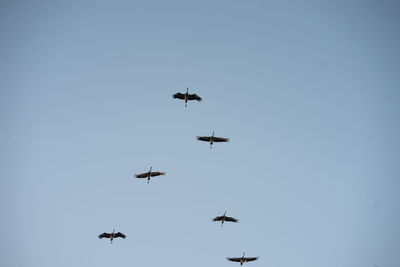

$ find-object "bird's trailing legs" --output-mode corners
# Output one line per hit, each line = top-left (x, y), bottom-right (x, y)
(210, 131), (215, 149)
(147, 166), (152, 184)
(221, 211), (227, 226)
(185, 88), (189, 107)
(110, 229), (115, 244)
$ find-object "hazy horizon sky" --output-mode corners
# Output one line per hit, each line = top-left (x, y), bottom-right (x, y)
(1, 1), (400, 267)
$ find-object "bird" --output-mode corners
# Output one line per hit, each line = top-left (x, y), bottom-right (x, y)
(135, 167), (166, 183)
(227, 253), (258, 266)
(98, 229), (126, 244)
(196, 131), (229, 148)
(212, 211), (238, 226)
(173, 88), (202, 107)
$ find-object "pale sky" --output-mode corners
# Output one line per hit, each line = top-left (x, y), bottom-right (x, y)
(1, 1), (400, 267)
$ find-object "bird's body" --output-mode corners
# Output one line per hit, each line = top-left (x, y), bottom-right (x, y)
(213, 211), (238, 226)
(98, 229), (126, 244)
(197, 131), (229, 148)
(173, 88), (202, 107)
(135, 167), (166, 183)
(227, 253), (258, 266)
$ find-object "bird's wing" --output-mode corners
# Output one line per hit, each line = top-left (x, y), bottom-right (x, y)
(187, 93), (202, 101)
(213, 216), (224, 221)
(114, 232), (126, 239)
(245, 257), (258, 262)
(227, 258), (242, 262)
(213, 137), (230, 142)
(224, 216), (238, 222)
(135, 172), (148, 178)
(150, 171), (166, 177)
(98, 233), (111, 239)
(173, 93), (185, 99)
(197, 136), (211, 142)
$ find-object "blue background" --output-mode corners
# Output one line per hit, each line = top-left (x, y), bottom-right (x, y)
(1, 1), (399, 267)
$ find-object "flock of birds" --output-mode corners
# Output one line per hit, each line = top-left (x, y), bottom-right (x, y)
(98, 88), (258, 266)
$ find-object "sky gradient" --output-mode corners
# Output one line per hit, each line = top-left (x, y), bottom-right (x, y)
(1, 1), (400, 267)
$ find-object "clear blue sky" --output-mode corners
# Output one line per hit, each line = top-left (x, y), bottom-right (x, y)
(1, 1), (400, 267)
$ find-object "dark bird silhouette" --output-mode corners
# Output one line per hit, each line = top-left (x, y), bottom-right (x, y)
(173, 88), (202, 107)
(196, 131), (229, 148)
(227, 253), (258, 266)
(98, 229), (126, 244)
(135, 167), (166, 183)
(213, 211), (238, 226)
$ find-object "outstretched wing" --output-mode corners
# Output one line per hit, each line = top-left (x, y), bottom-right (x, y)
(135, 172), (149, 178)
(213, 137), (229, 142)
(213, 216), (224, 221)
(187, 93), (202, 101)
(114, 232), (126, 239)
(173, 93), (185, 99)
(197, 136), (211, 142)
(98, 233), (111, 239)
(227, 258), (242, 262)
(150, 171), (166, 177)
(245, 257), (258, 262)
(225, 216), (238, 222)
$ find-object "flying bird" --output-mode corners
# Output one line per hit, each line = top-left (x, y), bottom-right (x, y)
(173, 88), (202, 107)
(227, 253), (258, 266)
(213, 211), (238, 226)
(196, 131), (229, 148)
(135, 167), (166, 183)
(98, 229), (126, 244)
